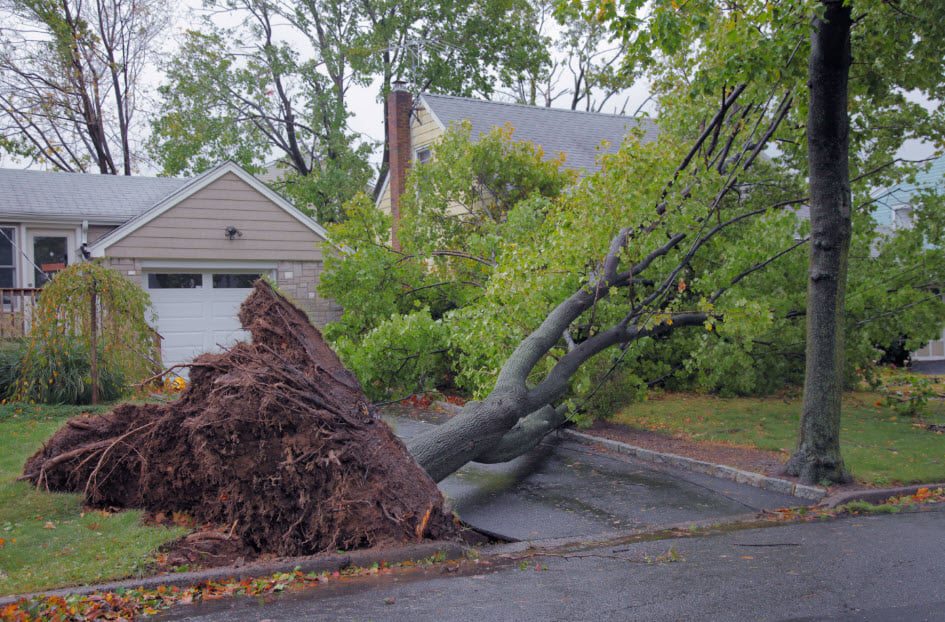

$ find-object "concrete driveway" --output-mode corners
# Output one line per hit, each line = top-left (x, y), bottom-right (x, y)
(389, 415), (804, 542)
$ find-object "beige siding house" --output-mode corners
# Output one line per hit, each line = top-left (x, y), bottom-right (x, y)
(376, 103), (442, 214)
(375, 89), (659, 237)
(0, 162), (339, 367)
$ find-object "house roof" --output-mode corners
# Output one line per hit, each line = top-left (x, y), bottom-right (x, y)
(0, 168), (190, 223)
(89, 161), (330, 256)
(420, 93), (659, 172)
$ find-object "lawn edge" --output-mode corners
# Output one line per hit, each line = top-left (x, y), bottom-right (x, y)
(0, 540), (469, 606)
(819, 483), (945, 508)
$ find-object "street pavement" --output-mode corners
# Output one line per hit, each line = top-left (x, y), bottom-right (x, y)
(390, 415), (803, 541)
(157, 507), (945, 621)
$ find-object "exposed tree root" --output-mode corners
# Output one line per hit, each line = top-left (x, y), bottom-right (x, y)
(23, 281), (458, 556)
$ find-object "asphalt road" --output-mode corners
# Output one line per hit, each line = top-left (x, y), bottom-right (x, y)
(158, 507), (945, 622)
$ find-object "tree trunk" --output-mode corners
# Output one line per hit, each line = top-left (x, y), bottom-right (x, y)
(785, 0), (852, 485)
(90, 283), (99, 405)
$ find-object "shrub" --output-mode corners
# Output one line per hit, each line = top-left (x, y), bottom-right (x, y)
(334, 308), (451, 401)
(879, 373), (935, 418)
(0, 339), (25, 399)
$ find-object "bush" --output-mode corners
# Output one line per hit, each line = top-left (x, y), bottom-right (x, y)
(879, 373), (935, 418)
(15, 337), (126, 404)
(334, 308), (451, 401)
(0, 340), (25, 399)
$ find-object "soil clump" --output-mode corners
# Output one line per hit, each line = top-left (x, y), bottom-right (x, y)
(23, 281), (457, 556)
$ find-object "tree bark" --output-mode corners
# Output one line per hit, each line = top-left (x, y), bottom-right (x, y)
(785, 0), (853, 485)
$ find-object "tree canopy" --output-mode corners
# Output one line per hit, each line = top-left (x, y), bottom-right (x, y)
(320, 116), (945, 410)
(0, 0), (169, 173)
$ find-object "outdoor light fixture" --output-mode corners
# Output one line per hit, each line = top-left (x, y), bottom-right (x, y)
(224, 225), (243, 240)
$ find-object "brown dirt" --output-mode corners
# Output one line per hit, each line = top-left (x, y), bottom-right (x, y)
(22, 281), (458, 557)
(585, 420), (793, 478)
(583, 422), (872, 493)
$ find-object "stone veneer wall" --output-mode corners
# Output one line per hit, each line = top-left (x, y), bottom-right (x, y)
(106, 257), (144, 287)
(276, 260), (342, 327)
(104, 257), (342, 328)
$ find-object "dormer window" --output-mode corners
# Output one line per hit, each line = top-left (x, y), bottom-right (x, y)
(893, 205), (913, 230)
(415, 146), (432, 164)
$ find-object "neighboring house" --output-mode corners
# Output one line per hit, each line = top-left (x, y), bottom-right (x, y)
(375, 83), (659, 246)
(872, 155), (945, 363)
(0, 161), (340, 367)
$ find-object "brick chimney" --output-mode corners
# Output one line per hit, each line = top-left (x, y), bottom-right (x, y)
(386, 80), (413, 251)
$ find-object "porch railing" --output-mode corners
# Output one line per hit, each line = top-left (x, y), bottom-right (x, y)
(0, 288), (39, 339)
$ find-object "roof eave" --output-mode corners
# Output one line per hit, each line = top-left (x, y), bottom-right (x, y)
(89, 161), (333, 258)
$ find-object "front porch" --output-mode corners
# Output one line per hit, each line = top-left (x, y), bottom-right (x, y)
(0, 288), (38, 338)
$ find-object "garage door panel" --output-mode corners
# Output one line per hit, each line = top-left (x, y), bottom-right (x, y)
(161, 330), (207, 346)
(210, 300), (246, 319)
(211, 329), (249, 347)
(146, 269), (263, 368)
(162, 345), (205, 363)
(152, 301), (206, 320)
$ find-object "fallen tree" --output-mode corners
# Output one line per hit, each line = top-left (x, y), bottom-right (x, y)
(407, 85), (807, 482)
(23, 281), (457, 555)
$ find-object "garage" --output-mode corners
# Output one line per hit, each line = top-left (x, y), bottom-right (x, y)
(87, 162), (342, 369)
(145, 269), (271, 367)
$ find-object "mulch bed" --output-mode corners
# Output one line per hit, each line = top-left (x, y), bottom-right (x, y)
(585, 420), (791, 477)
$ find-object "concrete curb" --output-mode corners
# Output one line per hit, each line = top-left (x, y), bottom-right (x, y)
(819, 482), (945, 509)
(481, 511), (766, 557)
(0, 541), (469, 606)
(561, 429), (827, 501)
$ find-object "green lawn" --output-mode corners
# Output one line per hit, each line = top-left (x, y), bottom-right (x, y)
(0, 403), (185, 596)
(608, 392), (945, 486)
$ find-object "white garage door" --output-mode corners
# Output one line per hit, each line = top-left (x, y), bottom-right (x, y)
(146, 271), (265, 368)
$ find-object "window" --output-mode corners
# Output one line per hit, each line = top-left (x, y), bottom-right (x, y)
(416, 146), (432, 164)
(148, 273), (203, 289)
(212, 273), (261, 288)
(34, 235), (68, 286)
(0, 228), (14, 289)
(893, 206), (913, 230)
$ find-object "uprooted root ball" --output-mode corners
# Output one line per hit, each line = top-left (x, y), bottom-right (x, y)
(23, 281), (458, 555)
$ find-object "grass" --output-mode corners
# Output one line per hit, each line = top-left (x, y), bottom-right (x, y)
(607, 391), (945, 486)
(0, 402), (186, 596)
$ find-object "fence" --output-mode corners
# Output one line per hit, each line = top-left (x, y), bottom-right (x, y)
(0, 288), (39, 339)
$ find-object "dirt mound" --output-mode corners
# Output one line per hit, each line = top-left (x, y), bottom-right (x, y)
(23, 281), (457, 555)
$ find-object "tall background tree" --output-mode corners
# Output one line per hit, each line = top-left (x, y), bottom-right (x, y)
(149, 0), (551, 220)
(585, 0), (945, 483)
(0, 0), (169, 174)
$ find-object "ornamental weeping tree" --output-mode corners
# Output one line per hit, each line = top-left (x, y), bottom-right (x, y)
(14, 262), (158, 405)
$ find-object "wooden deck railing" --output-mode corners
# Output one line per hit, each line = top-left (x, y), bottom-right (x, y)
(0, 288), (39, 339)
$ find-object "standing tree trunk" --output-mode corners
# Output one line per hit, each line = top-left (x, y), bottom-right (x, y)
(785, 0), (853, 485)
(90, 280), (99, 405)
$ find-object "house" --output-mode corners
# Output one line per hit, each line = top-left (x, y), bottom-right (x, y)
(375, 83), (659, 246)
(872, 155), (945, 364)
(0, 161), (340, 367)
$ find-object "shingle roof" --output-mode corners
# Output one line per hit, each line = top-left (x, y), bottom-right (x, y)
(420, 93), (659, 172)
(0, 168), (190, 223)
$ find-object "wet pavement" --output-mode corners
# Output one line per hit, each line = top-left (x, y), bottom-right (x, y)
(157, 506), (945, 621)
(385, 415), (805, 542)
